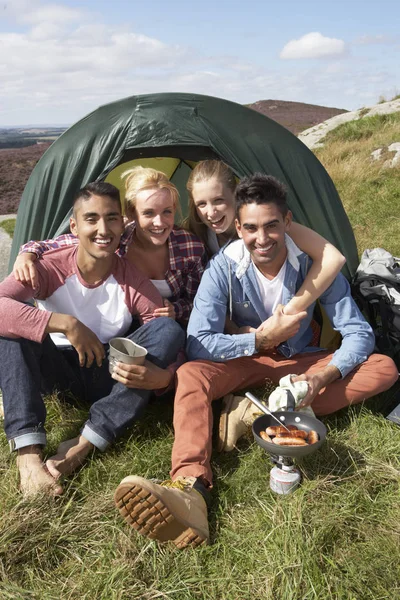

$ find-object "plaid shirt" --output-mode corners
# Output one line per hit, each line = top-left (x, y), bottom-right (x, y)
(21, 223), (207, 323)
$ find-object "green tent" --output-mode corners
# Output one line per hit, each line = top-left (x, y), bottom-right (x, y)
(10, 92), (358, 278)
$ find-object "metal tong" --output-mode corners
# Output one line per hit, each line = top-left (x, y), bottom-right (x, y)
(245, 391), (291, 433)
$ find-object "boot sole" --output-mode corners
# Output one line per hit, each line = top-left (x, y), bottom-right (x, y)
(115, 481), (208, 549)
(217, 394), (235, 452)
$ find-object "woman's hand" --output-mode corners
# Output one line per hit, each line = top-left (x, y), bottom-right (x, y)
(237, 326), (257, 334)
(153, 299), (176, 319)
(13, 253), (39, 288)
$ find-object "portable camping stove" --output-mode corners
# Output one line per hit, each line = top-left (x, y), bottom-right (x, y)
(248, 393), (327, 495)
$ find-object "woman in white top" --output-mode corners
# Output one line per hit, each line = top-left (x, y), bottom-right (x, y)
(183, 160), (346, 316)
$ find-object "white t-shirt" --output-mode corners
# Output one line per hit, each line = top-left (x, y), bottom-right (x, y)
(150, 279), (172, 299)
(253, 259), (287, 317)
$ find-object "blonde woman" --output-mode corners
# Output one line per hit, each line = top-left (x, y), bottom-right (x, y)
(184, 160), (346, 315)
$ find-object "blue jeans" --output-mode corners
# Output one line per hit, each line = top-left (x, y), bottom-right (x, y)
(0, 317), (185, 452)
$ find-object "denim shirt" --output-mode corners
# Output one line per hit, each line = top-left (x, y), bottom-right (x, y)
(186, 236), (375, 378)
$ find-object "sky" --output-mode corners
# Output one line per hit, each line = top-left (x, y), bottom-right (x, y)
(1, 0), (399, 126)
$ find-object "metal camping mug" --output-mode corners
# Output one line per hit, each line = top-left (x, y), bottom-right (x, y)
(108, 337), (147, 374)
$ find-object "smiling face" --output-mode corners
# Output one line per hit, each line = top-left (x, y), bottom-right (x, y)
(236, 202), (292, 278)
(132, 187), (175, 247)
(70, 193), (124, 262)
(192, 177), (236, 235)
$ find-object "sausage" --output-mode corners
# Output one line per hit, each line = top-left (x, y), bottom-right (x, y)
(272, 437), (308, 446)
(266, 425), (298, 436)
(277, 430), (308, 440)
(307, 430), (319, 444)
(259, 431), (273, 443)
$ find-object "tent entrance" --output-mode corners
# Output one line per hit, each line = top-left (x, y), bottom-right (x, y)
(104, 145), (222, 219)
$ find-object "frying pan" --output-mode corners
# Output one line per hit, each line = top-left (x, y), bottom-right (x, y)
(252, 412), (327, 459)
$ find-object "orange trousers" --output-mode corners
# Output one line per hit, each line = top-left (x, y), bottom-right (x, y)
(171, 352), (398, 485)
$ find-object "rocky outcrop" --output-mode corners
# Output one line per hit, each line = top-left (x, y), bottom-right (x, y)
(370, 142), (400, 168)
(299, 99), (400, 149)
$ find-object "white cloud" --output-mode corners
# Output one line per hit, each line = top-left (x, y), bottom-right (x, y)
(2, 1), (80, 29)
(324, 62), (344, 75)
(29, 22), (65, 41)
(0, 26), (187, 81)
(280, 32), (346, 60)
(354, 34), (396, 45)
(3, 0), (83, 25)
(2, 0), (39, 21)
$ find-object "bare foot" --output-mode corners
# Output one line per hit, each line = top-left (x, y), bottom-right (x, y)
(17, 445), (63, 497)
(46, 435), (94, 479)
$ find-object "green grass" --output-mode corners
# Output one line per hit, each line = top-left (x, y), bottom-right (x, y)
(323, 112), (400, 143)
(0, 388), (399, 599)
(0, 218), (16, 238)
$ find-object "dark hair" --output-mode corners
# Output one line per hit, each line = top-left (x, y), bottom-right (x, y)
(73, 181), (121, 214)
(235, 173), (288, 220)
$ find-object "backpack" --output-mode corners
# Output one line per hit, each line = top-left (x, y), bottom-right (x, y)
(352, 248), (400, 368)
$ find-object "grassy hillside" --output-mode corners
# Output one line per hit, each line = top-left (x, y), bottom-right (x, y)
(0, 218), (16, 237)
(0, 112), (399, 599)
(316, 112), (400, 257)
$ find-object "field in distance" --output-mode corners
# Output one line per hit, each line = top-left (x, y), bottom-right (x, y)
(0, 126), (67, 149)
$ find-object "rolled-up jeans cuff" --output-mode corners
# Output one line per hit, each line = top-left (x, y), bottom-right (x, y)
(9, 432), (47, 452)
(81, 424), (109, 452)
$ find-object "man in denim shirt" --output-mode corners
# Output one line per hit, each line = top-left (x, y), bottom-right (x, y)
(115, 174), (398, 549)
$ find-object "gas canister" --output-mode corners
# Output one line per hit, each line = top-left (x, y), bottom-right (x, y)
(270, 463), (301, 495)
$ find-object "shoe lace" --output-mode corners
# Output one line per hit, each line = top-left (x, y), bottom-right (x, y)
(160, 479), (187, 491)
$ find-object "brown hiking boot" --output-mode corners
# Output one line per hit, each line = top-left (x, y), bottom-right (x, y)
(218, 394), (263, 452)
(114, 475), (209, 549)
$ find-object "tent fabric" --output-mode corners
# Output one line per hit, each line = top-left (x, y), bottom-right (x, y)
(10, 93), (358, 278)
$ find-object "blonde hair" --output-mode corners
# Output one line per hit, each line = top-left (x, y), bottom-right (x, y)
(122, 166), (180, 217)
(184, 160), (237, 255)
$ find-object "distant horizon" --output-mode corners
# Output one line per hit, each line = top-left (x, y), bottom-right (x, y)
(0, 96), (352, 129)
(0, 124), (70, 129)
